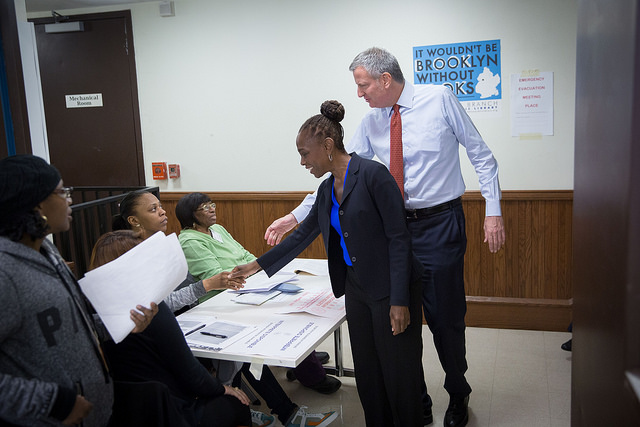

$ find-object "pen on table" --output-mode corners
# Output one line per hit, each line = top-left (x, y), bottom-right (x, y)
(200, 331), (227, 339)
(185, 324), (206, 335)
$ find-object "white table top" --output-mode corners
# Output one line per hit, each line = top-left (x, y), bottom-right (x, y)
(177, 264), (345, 369)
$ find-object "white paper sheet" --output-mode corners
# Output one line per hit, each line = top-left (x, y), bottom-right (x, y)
(225, 317), (333, 359)
(281, 258), (329, 276)
(276, 288), (345, 318)
(186, 320), (256, 351)
(177, 319), (206, 336)
(231, 289), (282, 305)
(510, 71), (554, 136)
(79, 232), (187, 343)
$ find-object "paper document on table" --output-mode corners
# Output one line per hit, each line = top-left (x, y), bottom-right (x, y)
(230, 270), (298, 293)
(224, 317), (332, 359)
(186, 321), (256, 351)
(177, 319), (206, 336)
(282, 258), (329, 276)
(79, 232), (187, 343)
(276, 288), (345, 319)
(232, 289), (281, 305)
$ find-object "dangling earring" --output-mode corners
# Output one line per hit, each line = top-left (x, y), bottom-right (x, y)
(328, 153), (333, 162)
(41, 215), (48, 224)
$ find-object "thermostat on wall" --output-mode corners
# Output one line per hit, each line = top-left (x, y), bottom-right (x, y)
(168, 164), (180, 179)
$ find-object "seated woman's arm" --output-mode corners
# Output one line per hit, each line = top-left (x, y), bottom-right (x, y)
(164, 280), (206, 312)
(164, 275), (245, 313)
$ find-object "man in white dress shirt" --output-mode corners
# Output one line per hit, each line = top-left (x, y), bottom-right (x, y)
(265, 47), (505, 427)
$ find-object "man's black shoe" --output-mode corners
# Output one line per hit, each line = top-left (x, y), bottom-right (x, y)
(423, 405), (433, 425)
(286, 351), (330, 381)
(285, 370), (342, 394)
(307, 375), (342, 394)
(444, 395), (469, 427)
(316, 351), (330, 364)
(561, 339), (572, 352)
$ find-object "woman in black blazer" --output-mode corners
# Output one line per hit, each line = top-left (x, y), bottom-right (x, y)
(232, 100), (424, 427)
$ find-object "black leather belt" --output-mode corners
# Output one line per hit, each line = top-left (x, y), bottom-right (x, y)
(406, 197), (461, 219)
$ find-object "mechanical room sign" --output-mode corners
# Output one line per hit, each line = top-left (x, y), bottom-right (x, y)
(413, 39), (501, 113)
(65, 93), (103, 108)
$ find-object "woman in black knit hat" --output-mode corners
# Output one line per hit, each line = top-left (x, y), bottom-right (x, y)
(0, 155), (157, 427)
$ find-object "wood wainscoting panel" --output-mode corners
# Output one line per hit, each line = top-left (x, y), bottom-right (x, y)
(160, 190), (573, 331)
(160, 192), (326, 260)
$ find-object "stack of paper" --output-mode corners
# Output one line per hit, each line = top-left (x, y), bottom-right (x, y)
(230, 270), (298, 293)
(231, 289), (282, 305)
(79, 232), (187, 343)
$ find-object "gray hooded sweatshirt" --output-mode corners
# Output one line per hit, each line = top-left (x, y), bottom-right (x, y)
(0, 237), (113, 426)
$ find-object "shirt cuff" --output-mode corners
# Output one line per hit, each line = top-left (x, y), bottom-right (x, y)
(290, 205), (308, 224)
(485, 199), (502, 217)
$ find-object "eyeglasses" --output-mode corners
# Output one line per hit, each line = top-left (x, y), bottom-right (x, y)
(197, 202), (216, 212)
(54, 186), (73, 199)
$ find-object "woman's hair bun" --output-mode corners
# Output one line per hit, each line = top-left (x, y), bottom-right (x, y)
(320, 100), (345, 123)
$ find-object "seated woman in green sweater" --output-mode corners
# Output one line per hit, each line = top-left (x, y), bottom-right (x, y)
(175, 193), (342, 396)
(176, 197), (256, 304)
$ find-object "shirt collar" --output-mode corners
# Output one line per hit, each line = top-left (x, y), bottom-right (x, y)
(387, 82), (414, 117)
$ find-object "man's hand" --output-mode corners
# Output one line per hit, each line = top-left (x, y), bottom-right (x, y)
(389, 305), (410, 336)
(264, 213), (298, 246)
(130, 302), (159, 333)
(483, 215), (506, 253)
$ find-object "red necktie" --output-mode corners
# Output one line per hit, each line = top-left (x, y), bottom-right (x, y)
(389, 104), (404, 198)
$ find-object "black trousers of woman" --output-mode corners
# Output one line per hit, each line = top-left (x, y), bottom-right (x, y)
(344, 266), (423, 427)
(197, 394), (251, 427)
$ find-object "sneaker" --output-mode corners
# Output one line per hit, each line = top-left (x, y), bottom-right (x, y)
(251, 409), (275, 427)
(286, 406), (338, 427)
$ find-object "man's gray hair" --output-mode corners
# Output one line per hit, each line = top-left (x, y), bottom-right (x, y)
(349, 47), (405, 84)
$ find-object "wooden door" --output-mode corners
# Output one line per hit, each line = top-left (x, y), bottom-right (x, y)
(572, 0), (640, 424)
(32, 10), (144, 186)
(1, 0), (31, 158)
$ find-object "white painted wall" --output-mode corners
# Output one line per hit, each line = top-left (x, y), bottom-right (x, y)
(25, 0), (576, 192)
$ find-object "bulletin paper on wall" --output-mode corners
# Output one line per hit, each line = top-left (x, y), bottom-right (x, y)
(510, 71), (554, 137)
(413, 39), (502, 113)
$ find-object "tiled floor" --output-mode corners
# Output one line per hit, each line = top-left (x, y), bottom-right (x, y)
(250, 326), (572, 427)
